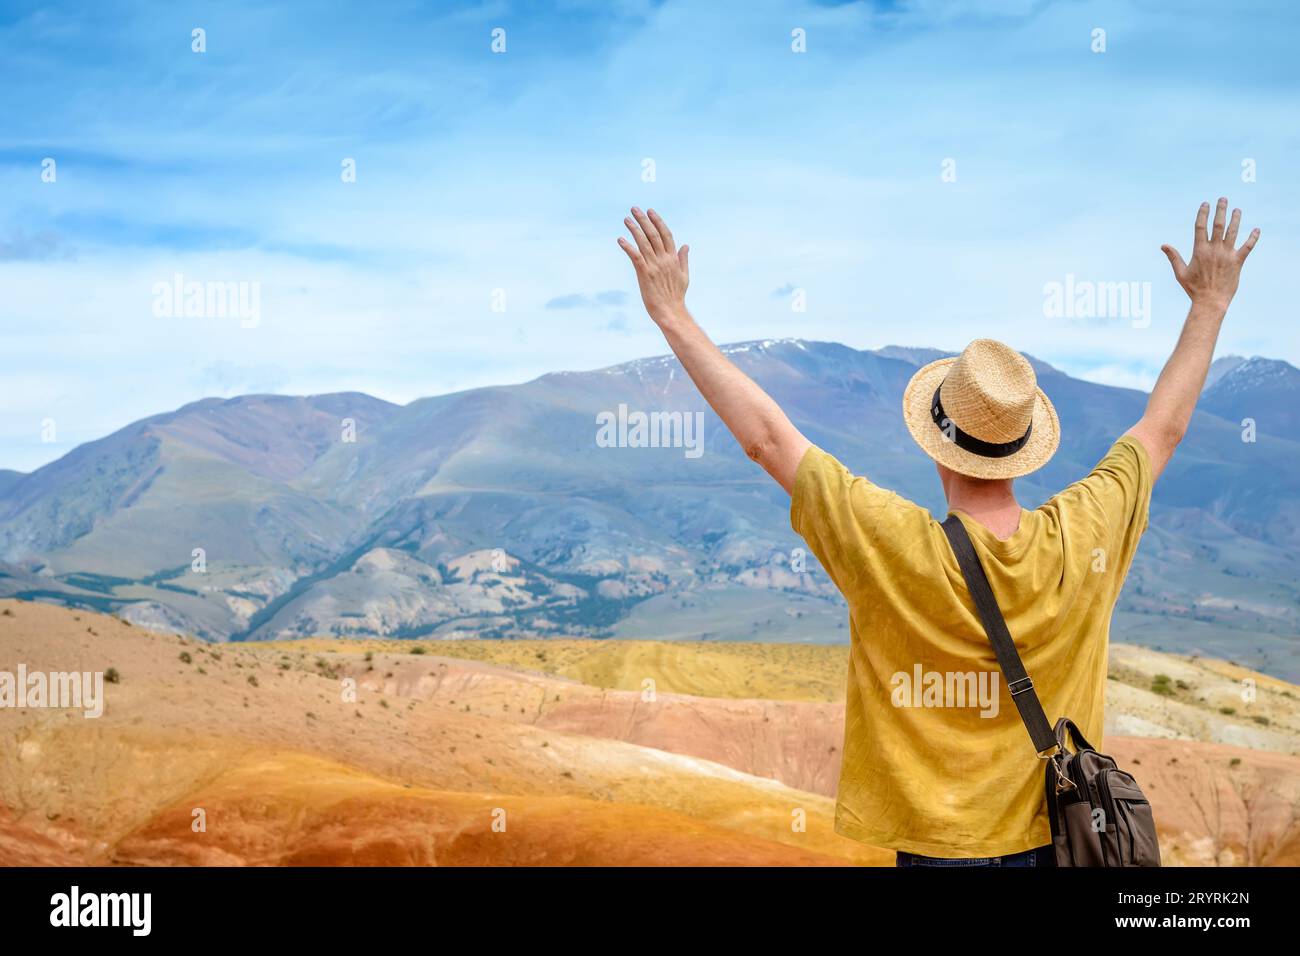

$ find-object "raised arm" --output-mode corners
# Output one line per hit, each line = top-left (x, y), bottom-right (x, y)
(617, 207), (810, 494)
(1126, 198), (1260, 481)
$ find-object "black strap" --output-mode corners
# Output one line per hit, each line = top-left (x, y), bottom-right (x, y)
(941, 514), (1057, 755)
(930, 384), (1032, 459)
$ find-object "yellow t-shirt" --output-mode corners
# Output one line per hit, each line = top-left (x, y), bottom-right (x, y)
(791, 435), (1153, 857)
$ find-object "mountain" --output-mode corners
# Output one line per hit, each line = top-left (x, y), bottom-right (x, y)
(2, 340), (1298, 679)
(1201, 355), (1300, 440)
(1204, 355), (1248, 391)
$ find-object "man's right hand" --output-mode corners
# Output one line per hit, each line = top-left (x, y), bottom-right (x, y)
(1160, 197), (1260, 310)
(618, 207), (690, 325)
(1129, 199), (1261, 482)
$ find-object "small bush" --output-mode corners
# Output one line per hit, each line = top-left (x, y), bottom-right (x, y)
(1219, 706), (1236, 715)
(179, 651), (192, 664)
(247, 675), (259, 687)
(105, 667), (121, 684)
(410, 646), (427, 655)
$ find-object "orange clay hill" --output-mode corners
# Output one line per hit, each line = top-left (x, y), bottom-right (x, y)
(2, 598), (1298, 866)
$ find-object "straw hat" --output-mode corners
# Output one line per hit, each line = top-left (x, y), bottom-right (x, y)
(902, 339), (1059, 480)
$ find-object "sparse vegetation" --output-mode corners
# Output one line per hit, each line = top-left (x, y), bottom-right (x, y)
(7, 601), (1298, 869)
(1150, 674), (1174, 696)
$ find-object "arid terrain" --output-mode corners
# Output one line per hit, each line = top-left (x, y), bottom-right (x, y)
(2, 598), (1298, 866)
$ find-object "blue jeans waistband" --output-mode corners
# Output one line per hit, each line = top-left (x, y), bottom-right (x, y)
(896, 844), (1055, 867)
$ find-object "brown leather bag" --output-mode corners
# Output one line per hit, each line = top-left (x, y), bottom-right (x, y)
(942, 516), (1161, 867)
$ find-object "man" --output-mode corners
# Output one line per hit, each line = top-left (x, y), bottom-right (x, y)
(617, 199), (1259, 865)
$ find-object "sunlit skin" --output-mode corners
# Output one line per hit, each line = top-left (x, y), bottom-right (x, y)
(619, 200), (1259, 537)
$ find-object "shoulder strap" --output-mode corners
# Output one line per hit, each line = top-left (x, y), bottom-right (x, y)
(940, 514), (1058, 756)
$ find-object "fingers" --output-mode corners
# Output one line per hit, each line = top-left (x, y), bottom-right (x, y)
(624, 215), (654, 258)
(678, 244), (689, 282)
(1161, 244), (1187, 278)
(617, 236), (644, 267)
(647, 209), (675, 254)
(1237, 227), (1261, 262)
(1211, 197), (1228, 242)
(1224, 207), (1242, 246)
(630, 207), (665, 254)
(1193, 201), (1209, 251)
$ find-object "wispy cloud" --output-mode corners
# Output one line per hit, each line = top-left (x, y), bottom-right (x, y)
(197, 360), (290, 394)
(545, 290), (627, 310)
(0, 229), (75, 261)
(1, 0), (1297, 471)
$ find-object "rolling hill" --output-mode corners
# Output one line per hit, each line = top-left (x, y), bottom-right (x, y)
(2, 601), (1297, 866)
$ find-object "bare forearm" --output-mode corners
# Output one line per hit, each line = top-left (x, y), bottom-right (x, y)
(1143, 300), (1227, 441)
(618, 206), (810, 493)
(656, 307), (809, 491)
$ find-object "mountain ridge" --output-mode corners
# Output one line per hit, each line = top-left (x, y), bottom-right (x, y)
(2, 340), (1298, 681)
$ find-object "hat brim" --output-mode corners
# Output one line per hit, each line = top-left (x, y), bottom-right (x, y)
(902, 357), (1060, 480)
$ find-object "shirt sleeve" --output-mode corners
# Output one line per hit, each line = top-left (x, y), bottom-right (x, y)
(789, 445), (931, 598)
(1051, 435), (1154, 572)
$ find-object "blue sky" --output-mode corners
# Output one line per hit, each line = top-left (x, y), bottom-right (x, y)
(2, 0), (1297, 471)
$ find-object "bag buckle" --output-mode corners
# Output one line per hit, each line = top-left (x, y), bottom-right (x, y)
(1008, 676), (1035, 697)
(1039, 750), (1076, 794)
